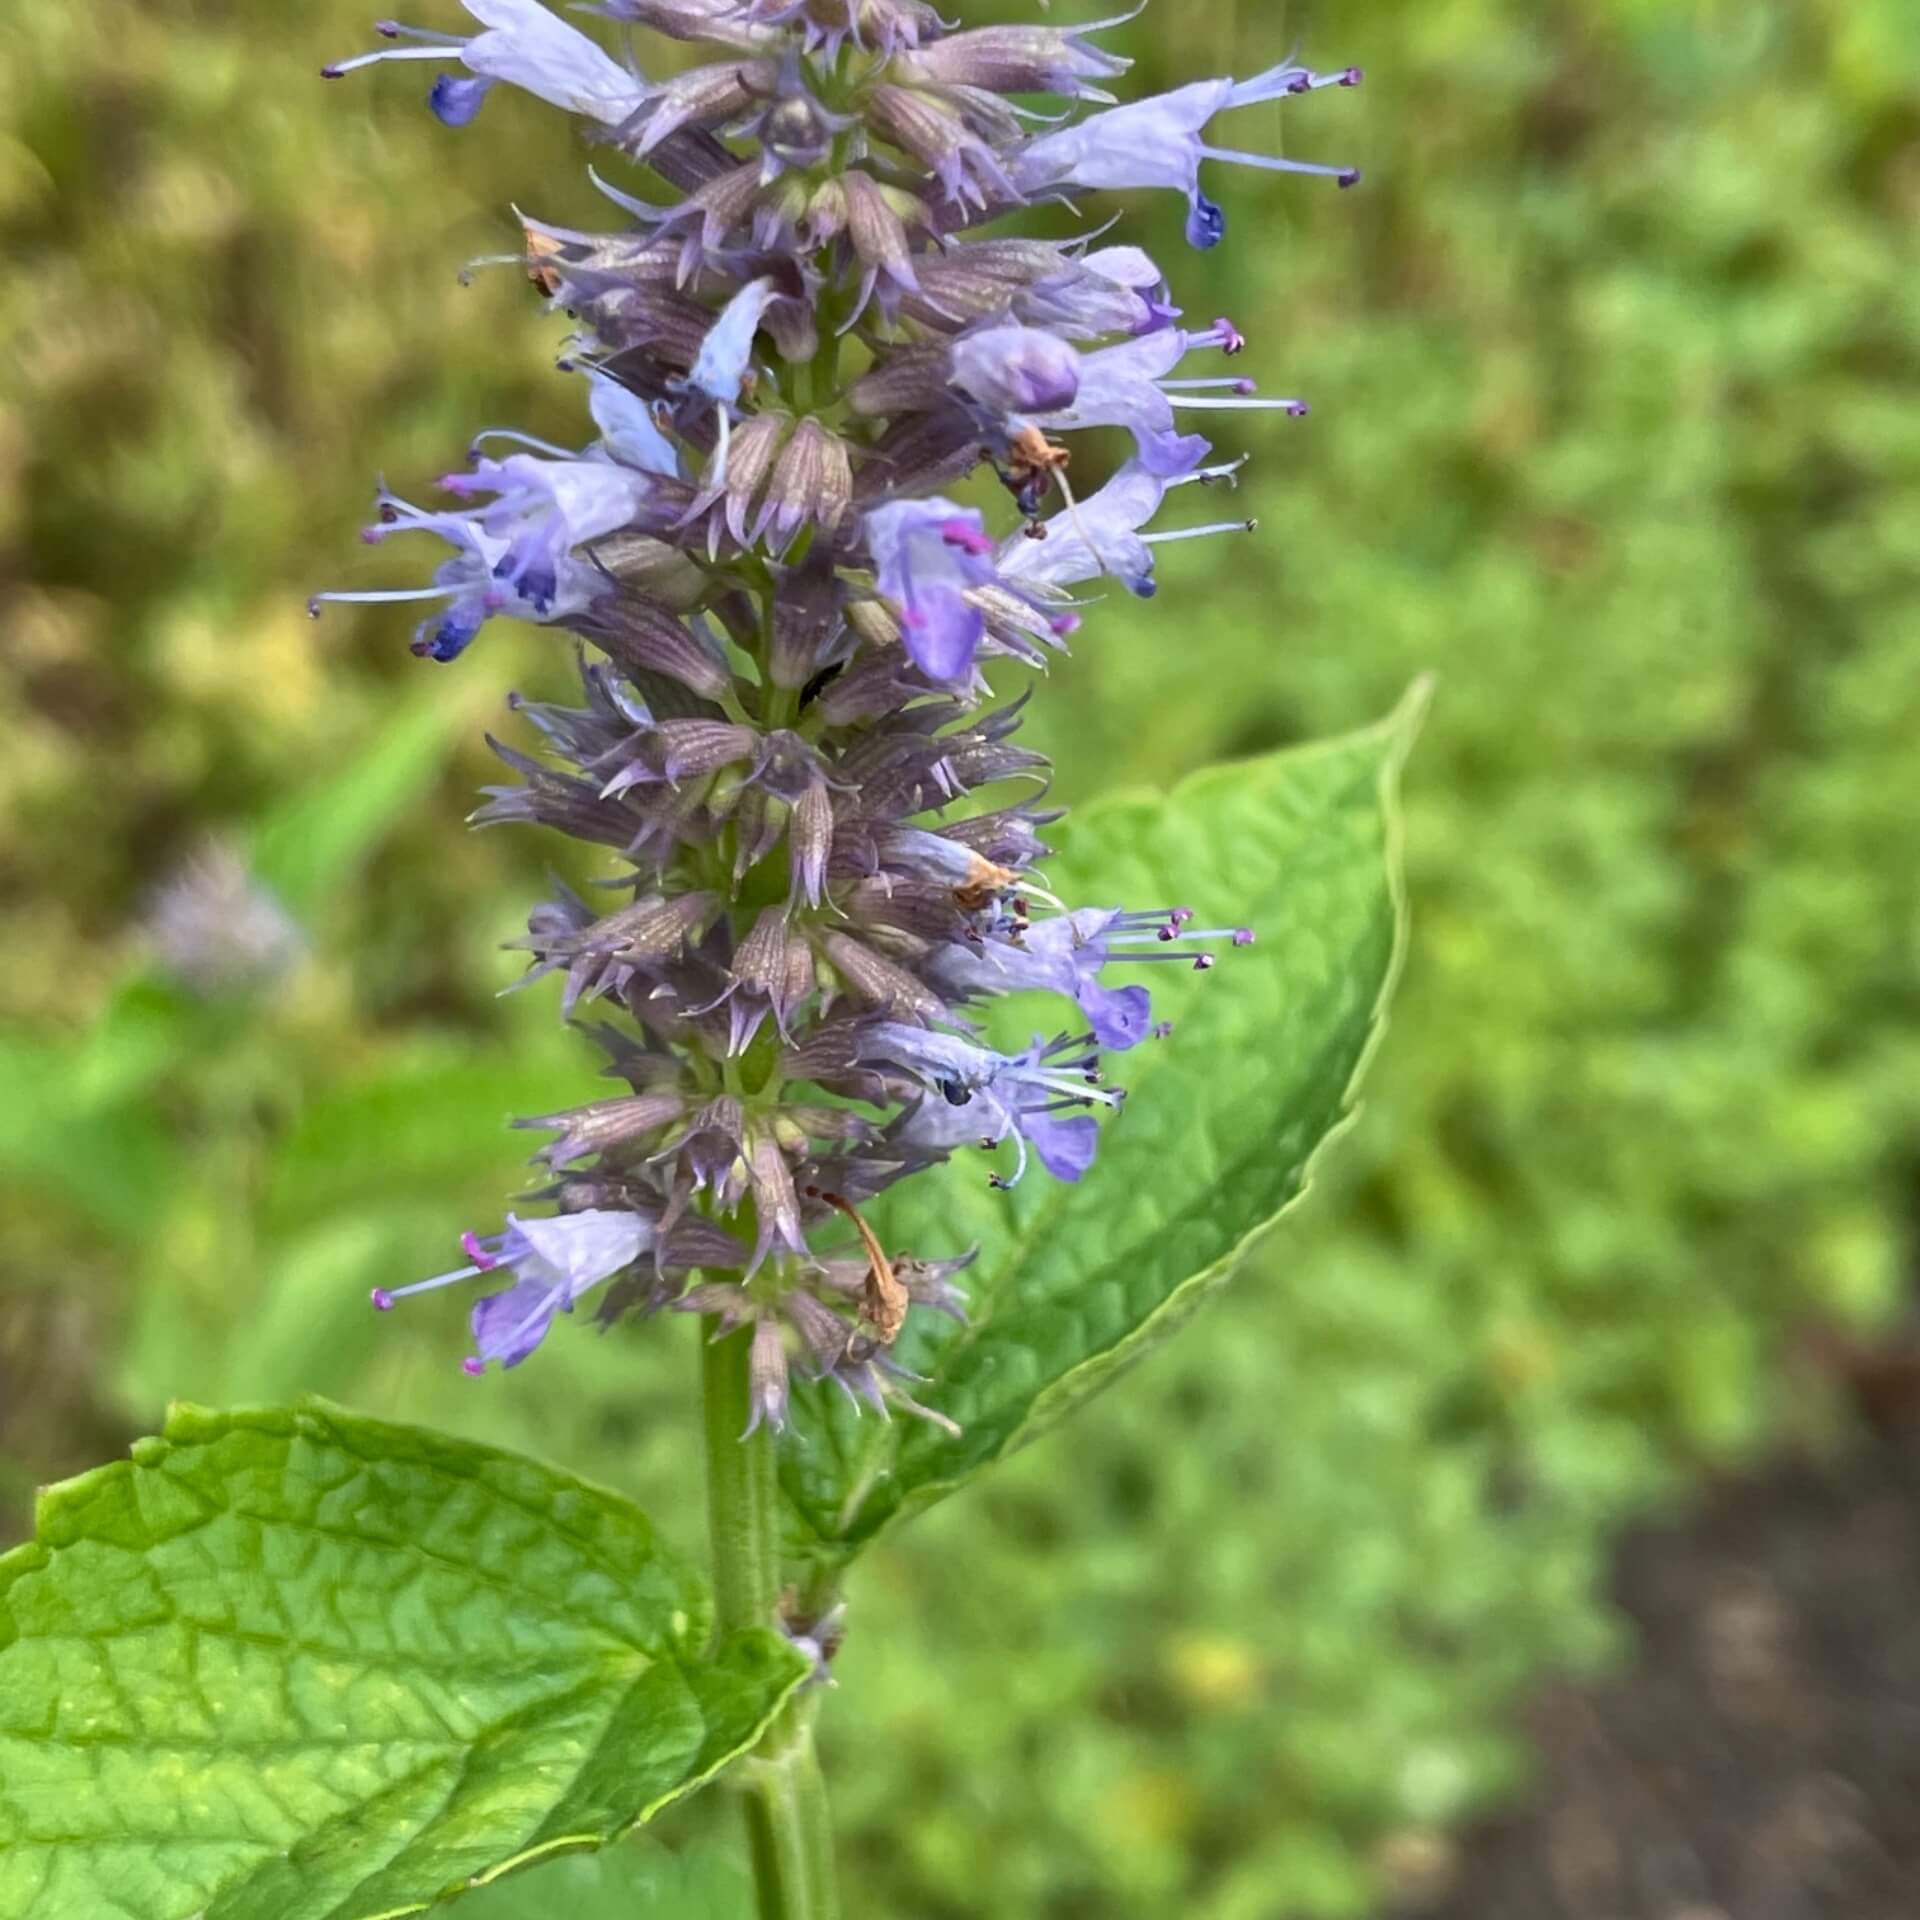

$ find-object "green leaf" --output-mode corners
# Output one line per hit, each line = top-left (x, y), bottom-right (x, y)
(249, 687), (472, 924)
(0, 1401), (808, 1920)
(452, 1836), (749, 1920)
(781, 684), (1427, 1564)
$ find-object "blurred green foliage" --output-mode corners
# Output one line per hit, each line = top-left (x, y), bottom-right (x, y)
(3, 0), (1918, 1914)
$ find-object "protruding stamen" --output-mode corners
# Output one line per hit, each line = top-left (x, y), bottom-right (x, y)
(375, 22), (468, 44)
(1288, 65), (1363, 91)
(1166, 394), (1308, 415)
(469, 428), (576, 459)
(1200, 144), (1360, 188)
(987, 1125), (1031, 1190)
(1141, 518), (1258, 545)
(1159, 377), (1260, 395)
(1168, 455), (1250, 490)
(371, 1262), (484, 1305)
(321, 45), (459, 78)
(308, 584), (463, 616)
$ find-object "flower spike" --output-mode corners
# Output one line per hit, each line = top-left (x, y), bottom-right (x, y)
(322, 0), (1363, 1418)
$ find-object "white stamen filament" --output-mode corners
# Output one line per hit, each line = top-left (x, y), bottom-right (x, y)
(311, 584), (462, 607)
(379, 500), (496, 528)
(1168, 456), (1250, 489)
(377, 24), (469, 46)
(1166, 395), (1307, 412)
(1141, 519), (1256, 545)
(1027, 1068), (1124, 1108)
(1199, 144), (1356, 182)
(1046, 460), (1123, 587)
(324, 45), (460, 75)
(1013, 876), (1067, 911)
(470, 428), (578, 458)
(384, 1261), (483, 1300)
(456, 255), (533, 287)
(999, 1119), (1031, 1188)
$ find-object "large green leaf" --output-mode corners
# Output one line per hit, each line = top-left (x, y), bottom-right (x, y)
(454, 1837), (749, 1920)
(781, 684), (1426, 1564)
(0, 1402), (807, 1920)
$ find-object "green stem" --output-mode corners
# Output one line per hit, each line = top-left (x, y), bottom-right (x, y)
(702, 1327), (842, 1920)
(702, 1324), (779, 1629)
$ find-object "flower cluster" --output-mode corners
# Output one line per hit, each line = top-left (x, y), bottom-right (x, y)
(320, 0), (1357, 1432)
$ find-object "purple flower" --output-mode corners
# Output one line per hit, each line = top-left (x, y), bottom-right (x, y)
(1013, 59), (1362, 248)
(674, 277), (785, 486)
(998, 456), (1254, 599)
(460, 373), (681, 487)
(931, 909), (1152, 1050)
(684, 276), (781, 411)
(308, 521), (578, 662)
(999, 460), (1167, 597)
(310, 453), (654, 659)
(439, 454), (657, 575)
(861, 1023), (1124, 1188)
(321, 0), (1350, 1427)
(1019, 244), (1180, 339)
(1033, 320), (1305, 476)
(586, 374), (683, 477)
(323, 0), (647, 129)
(930, 906), (1256, 1051)
(372, 1209), (654, 1370)
(950, 325), (1084, 418)
(863, 497), (999, 683)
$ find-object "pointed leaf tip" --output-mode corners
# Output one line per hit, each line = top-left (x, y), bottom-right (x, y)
(780, 688), (1423, 1562)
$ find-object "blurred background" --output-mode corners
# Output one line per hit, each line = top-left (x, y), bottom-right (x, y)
(4, 0), (1919, 1914)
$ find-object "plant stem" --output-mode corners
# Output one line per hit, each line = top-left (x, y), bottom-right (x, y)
(702, 1326), (842, 1920)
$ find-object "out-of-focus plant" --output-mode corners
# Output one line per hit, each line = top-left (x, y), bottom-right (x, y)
(0, 6), (1410, 1917)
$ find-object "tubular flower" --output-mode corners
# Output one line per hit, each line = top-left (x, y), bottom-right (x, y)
(322, 0), (1361, 1429)
(372, 1210), (655, 1369)
(1013, 59), (1364, 248)
(863, 497), (1000, 683)
(324, 0), (649, 127)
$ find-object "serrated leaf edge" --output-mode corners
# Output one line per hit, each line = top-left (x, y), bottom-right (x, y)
(819, 677), (1432, 1560)
(3, 1398), (811, 1920)
(348, 1641), (803, 1920)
